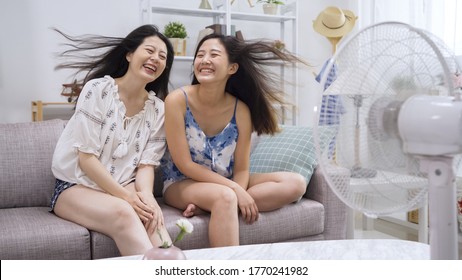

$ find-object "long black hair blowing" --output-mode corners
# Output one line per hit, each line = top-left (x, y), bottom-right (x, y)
(192, 34), (307, 135)
(54, 24), (174, 100)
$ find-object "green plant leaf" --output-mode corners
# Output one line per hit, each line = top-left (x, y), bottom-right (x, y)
(164, 21), (188, 38)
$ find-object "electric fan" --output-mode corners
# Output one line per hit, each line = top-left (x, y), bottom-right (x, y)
(314, 21), (461, 260)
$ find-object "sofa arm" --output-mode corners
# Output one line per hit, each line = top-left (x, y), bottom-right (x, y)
(305, 165), (350, 240)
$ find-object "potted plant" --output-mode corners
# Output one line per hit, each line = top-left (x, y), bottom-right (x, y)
(164, 21), (188, 56)
(257, 0), (285, 15)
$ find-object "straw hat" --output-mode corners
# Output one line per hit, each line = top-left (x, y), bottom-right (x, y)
(313, 6), (357, 38)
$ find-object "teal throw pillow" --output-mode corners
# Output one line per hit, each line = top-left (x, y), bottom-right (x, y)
(249, 125), (336, 184)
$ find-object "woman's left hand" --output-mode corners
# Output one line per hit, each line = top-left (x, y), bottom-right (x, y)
(233, 186), (259, 224)
(137, 191), (164, 234)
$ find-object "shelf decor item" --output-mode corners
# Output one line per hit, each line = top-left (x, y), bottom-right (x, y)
(143, 219), (193, 260)
(206, 24), (226, 35)
(199, 0), (212, 9)
(272, 39), (285, 50)
(257, 0), (285, 15)
(60, 79), (82, 103)
(164, 21), (188, 56)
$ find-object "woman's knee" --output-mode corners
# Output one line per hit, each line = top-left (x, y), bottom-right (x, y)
(111, 200), (140, 231)
(285, 173), (307, 198)
(212, 187), (238, 210)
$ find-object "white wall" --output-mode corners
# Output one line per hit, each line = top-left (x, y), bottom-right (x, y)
(0, 0), (355, 124)
(0, 0), (142, 123)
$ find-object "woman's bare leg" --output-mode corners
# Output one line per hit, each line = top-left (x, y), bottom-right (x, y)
(123, 184), (172, 248)
(54, 184), (167, 256)
(247, 172), (307, 211)
(164, 180), (239, 247)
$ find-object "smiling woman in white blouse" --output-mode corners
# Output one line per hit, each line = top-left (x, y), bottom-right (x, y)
(50, 25), (174, 257)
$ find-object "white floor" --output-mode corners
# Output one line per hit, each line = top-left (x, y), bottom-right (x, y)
(352, 212), (462, 259)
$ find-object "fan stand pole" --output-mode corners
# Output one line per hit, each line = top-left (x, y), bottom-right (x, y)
(354, 110), (360, 167)
(350, 96), (377, 178)
(422, 156), (458, 260)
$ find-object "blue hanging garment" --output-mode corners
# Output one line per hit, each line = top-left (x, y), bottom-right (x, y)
(315, 59), (346, 159)
(315, 59), (346, 125)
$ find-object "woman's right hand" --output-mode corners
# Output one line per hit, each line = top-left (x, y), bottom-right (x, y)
(122, 190), (154, 224)
(137, 191), (165, 235)
(78, 152), (154, 222)
(233, 185), (259, 224)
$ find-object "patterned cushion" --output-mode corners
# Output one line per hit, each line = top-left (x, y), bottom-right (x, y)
(250, 126), (336, 184)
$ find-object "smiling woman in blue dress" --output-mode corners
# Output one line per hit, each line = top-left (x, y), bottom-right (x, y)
(161, 33), (308, 247)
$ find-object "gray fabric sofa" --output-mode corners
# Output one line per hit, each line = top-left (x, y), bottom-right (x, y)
(0, 119), (349, 260)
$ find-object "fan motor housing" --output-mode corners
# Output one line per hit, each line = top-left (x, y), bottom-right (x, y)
(398, 95), (462, 156)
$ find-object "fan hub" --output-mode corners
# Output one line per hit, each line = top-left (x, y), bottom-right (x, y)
(398, 95), (462, 156)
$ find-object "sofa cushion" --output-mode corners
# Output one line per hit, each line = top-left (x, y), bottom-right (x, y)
(161, 198), (325, 250)
(0, 119), (66, 208)
(0, 207), (91, 259)
(89, 231), (120, 259)
(91, 198), (325, 254)
(238, 198), (324, 245)
(250, 125), (335, 184)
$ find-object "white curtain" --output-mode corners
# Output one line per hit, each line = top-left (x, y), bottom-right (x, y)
(356, 0), (462, 54)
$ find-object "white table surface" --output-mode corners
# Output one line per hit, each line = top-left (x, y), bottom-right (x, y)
(120, 239), (430, 260)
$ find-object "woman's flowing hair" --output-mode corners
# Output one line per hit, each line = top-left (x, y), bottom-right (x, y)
(54, 24), (174, 100)
(192, 34), (308, 135)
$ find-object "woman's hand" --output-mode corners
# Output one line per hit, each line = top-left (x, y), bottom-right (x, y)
(233, 186), (259, 224)
(121, 190), (154, 224)
(137, 191), (164, 235)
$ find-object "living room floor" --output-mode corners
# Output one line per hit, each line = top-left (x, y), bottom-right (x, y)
(353, 212), (462, 259)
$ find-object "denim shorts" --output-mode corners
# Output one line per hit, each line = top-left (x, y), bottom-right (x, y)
(50, 179), (76, 211)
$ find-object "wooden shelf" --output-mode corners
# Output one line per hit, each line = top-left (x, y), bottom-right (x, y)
(231, 11), (295, 22)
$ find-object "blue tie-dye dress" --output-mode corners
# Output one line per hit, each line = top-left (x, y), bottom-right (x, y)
(161, 88), (238, 194)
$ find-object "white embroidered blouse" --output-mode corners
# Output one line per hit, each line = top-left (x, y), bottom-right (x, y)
(51, 75), (166, 191)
